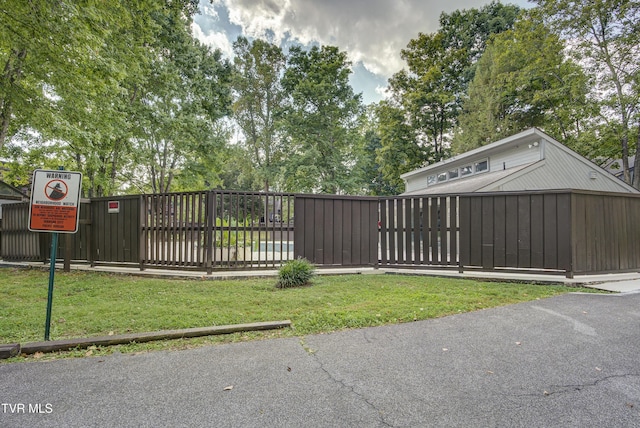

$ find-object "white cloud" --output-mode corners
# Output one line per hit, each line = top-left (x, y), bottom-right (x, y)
(193, 0), (533, 103)
(192, 23), (235, 58)
(215, 0), (531, 78)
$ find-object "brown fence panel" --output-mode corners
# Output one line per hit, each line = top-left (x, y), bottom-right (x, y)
(459, 191), (574, 274)
(294, 194), (378, 267)
(379, 195), (459, 268)
(571, 191), (640, 274)
(88, 196), (140, 264)
(0, 202), (43, 261)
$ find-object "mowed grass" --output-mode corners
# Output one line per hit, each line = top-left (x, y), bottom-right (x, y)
(0, 267), (592, 360)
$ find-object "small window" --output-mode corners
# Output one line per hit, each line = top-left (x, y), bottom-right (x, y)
(437, 172), (447, 182)
(460, 165), (473, 176)
(448, 169), (459, 180)
(427, 175), (436, 186)
(475, 159), (488, 173)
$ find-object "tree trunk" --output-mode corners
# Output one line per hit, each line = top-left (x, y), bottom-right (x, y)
(0, 49), (27, 151)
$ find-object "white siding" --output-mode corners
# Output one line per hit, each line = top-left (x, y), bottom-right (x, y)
(488, 143), (541, 172)
(406, 143), (541, 192)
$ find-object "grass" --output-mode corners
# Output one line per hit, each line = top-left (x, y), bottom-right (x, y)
(0, 267), (596, 362)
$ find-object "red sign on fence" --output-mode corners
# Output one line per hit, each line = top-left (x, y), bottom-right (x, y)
(28, 169), (83, 233)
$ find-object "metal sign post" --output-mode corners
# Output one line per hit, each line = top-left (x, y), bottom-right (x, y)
(28, 168), (83, 341)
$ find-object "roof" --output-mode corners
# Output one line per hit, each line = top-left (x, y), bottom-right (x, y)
(401, 128), (639, 195)
(0, 181), (26, 199)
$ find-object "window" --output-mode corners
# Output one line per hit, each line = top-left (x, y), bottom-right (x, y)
(460, 165), (473, 176)
(448, 169), (459, 180)
(437, 172), (447, 182)
(427, 175), (436, 186)
(474, 159), (488, 173)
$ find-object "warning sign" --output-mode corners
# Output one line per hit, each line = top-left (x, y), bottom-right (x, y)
(29, 169), (83, 233)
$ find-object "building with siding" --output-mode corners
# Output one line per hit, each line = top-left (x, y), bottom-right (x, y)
(0, 181), (26, 219)
(401, 128), (639, 195)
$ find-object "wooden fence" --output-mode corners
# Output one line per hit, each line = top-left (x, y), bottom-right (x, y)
(2, 189), (640, 276)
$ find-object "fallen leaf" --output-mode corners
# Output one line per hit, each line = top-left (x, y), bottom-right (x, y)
(287, 367), (292, 372)
(33, 352), (44, 359)
(108, 331), (115, 336)
(85, 350), (93, 357)
(223, 385), (233, 391)
(88, 345), (97, 350)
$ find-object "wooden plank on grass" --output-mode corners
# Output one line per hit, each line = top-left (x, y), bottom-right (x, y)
(20, 320), (292, 354)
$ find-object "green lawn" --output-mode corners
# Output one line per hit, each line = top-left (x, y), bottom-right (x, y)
(0, 267), (594, 360)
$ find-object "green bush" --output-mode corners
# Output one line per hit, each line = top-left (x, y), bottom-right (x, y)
(276, 258), (316, 288)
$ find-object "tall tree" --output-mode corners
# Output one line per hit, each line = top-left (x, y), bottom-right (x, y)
(453, 13), (593, 153)
(232, 37), (287, 192)
(281, 45), (363, 194)
(130, 5), (232, 194)
(350, 105), (400, 195)
(387, 1), (521, 160)
(375, 100), (426, 193)
(534, 0), (640, 187)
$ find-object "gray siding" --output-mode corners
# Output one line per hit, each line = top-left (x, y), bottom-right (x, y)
(496, 141), (632, 193)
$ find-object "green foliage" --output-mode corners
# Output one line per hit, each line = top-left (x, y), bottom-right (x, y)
(452, 12), (593, 153)
(276, 258), (316, 288)
(533, 0), (640, 187)
(281, 45), (363, 194)
(215, 218), (248, 247)
(232, 37), (288, 192)
(386, 1), (521, 161)
(375, 101), (426, 194)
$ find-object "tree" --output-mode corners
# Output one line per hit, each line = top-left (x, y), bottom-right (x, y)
(130, 5), (232, 194)
(452, 13), (593, 153)
(281, 45), (363, 194)
(386, 1), (521, 159)
(374, 101), (426, 193)
(232, 37), (287, 192)
(0, 1), (157, 153)
(533, 0), (640, 187)
(349, 105), (400, 195)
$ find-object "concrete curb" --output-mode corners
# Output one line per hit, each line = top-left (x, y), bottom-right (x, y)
(2, 320), (292, 358)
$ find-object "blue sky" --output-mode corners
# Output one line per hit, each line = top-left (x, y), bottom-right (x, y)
(192, 0), (532, 105)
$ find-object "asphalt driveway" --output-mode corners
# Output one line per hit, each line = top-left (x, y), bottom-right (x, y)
(1, 291), (639, 427)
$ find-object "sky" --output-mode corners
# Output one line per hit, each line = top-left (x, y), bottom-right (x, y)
(192, 0), (532, 105)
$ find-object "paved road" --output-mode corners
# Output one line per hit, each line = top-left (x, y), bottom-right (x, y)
(2, 291), (640, 427)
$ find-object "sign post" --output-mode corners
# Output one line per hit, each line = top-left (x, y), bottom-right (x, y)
(29, 168), (82, 341)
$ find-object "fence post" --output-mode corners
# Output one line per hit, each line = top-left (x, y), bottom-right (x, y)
(139, 195), (146, 271)
(64, 233), (72, 272)
(205, 191), (214, 274)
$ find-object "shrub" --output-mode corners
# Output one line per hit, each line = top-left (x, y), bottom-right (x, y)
(276, 258), (316, 288)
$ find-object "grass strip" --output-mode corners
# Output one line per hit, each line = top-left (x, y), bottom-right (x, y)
(0, 268), (594, 361)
